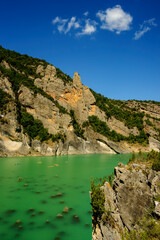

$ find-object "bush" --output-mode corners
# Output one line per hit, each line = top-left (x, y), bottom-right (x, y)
(21, 110), (50, 141)
(122, 216), (160, 240)
(21, 109), (66, 143)
(151, 152), (160, 171)
(56, 67), (72, 85)
(52, 133), (66, 143)
(85, 115), (148, 144)
(0, 89), (12, 111)
(0, 45), (48, 77)
(90, 89), (144, 131)
(70, 110), (85, 139)
(90, 177), (105, 221)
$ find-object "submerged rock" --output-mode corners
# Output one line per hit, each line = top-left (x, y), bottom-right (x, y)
(72, 215), (80, 222)
(62, 206), (68, 213)
(28, 208), (34, 212)
(18, 225), (23, 230)
(38, 211), (44, 215)
(56, 214), (63, 219)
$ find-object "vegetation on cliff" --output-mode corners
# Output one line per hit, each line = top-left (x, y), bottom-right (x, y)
(90, 89), (144, 130)
(0, 89), (12, 112)
(0, 45), (48, 77)
(122, 216), (160, 240)
(0, 64), (68, 115)
(90, 178), (105, 222)
(70, 110), (86, 139)
(0, 45), (73, 85)
(56, 67), (73, 85)
(90, 174), (114, 221)
(21, 109), (65, 143)
(129, 150), (160, 171)
(83, 115), (148, 144)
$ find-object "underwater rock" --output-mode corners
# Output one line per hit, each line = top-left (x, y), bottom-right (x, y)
(28, 208), (34, 212)
(38, 210), (44, 215)
(54, 237), (60, 240)
(56, 214), (63, 219)
(58, 231), (65, 235)
(5, 209), (16, 215)
(28, 221), (35, 225)
(72, 215), (80, 222)
(18, 177), (22, 182)
(18, 225), (23, 230)
(85, 223), (90, 227)
(62, 206), (68, 213)
(56, 192), (63, 197)
(88, 210), (92, 215)
(15, 220), (22, 225)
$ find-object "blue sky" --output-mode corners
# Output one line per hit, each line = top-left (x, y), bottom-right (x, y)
(0, 0), (160, 101)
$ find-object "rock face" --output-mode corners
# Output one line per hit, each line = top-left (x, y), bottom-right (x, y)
(0, 46), (160, 157)
(92, 164), (160, 240)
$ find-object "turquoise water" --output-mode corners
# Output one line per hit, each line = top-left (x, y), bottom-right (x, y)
(0, 154), (130, 240)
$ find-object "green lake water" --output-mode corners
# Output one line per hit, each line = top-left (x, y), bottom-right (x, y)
(0, 153), (131, 240)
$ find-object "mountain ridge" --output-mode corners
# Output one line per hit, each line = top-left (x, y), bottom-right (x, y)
(0, 46), (160, 157)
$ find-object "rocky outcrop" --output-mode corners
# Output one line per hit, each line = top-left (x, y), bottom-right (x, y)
(19, 85), (71, 135)
(149, 137), (160, 152)
(92, 163), (160, 240)
(35, 69), (96, 123)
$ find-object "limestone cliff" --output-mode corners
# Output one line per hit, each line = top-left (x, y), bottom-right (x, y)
(0, 46), (160, 157)
(92, 159), (160, 240)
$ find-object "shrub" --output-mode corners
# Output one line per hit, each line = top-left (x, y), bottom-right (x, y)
(0, 89), (12, 111)
(21, 109), (66, 143)
(90, 89), (144, 131)
(21, 110), (50, 141)
(145, 119), (153, 126)
(70, 110), (85, 139)
(90, 177), (105, 221)
(52, 133), (66, 143)
(56, 67), (72, 85)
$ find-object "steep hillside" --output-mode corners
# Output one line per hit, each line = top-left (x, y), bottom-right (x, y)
(0, 46), (160, 156)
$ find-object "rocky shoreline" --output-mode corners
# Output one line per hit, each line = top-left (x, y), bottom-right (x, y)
(92, 155), (160, 240)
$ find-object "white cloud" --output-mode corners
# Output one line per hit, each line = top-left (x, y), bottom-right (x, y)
(77, 19), (97, 36)
(52, 16), (60, 24)
(83, 11), (89, 17)
(65, 17), (80, 34)
(52, 17), (68, 33)
(134, 27), (151, 40)
(96, 5), (133, 34)
(134, 18), (157, 40)
(52, 16), (80, 34)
